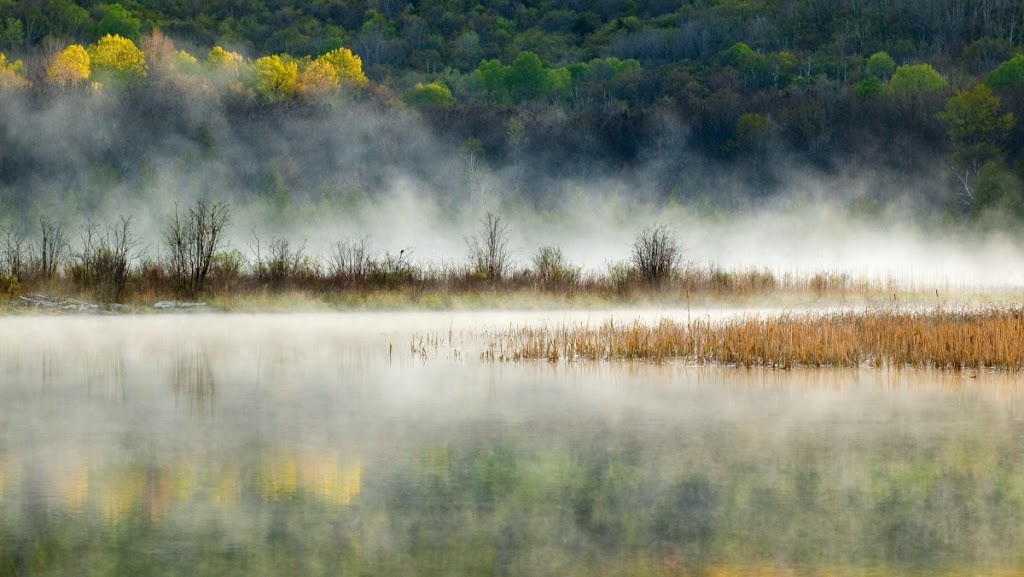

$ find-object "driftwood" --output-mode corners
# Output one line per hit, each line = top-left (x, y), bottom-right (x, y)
(9, 295), (208, 313)
(153, 300), (208, 310)
(15, 294), (128, 313)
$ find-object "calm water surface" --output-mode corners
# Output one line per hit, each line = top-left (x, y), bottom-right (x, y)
(2, 313), (1024, 576)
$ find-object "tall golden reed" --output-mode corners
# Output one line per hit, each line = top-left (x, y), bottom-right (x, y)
(492, 307), (1024, 371)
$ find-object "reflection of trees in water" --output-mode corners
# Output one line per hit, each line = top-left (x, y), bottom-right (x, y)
(85, 349), (126, 401)
(256, 454), (362, 505)
(173, 346), (215, 415)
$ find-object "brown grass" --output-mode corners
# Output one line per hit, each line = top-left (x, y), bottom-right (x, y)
(490, 307), (1024, 371)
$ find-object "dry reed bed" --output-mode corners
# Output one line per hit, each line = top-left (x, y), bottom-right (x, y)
(490, 307), (1024, 371)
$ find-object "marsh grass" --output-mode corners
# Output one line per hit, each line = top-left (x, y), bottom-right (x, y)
(0, 261), (996, 310)
(490, 307), (1024, 371)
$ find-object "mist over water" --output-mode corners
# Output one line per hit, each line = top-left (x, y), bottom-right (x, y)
(3, 86), (1023, 291)
(3, 314), (1024, 575)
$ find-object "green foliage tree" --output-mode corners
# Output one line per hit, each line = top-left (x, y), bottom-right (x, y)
(719, 42), (754, 66)
(474, 52), (569, 105)
(889, 64), (947, 98)
(937, 84), (1015, 203)
(87, 34), (146, 84)
(0, 18), (24, 50)
(987, 54), (1024, 92)
(96, 4), (141, 43)
(475, 59), (509, 103)
(727, 112), (775, 152)
(969, 161), (1024, 219)
(508, 51), (549, 102)
(45, 0), (94, 38)
(404, 80), (455, 107)
(854, 77), (883, 99)
(866, 51), (896, 80)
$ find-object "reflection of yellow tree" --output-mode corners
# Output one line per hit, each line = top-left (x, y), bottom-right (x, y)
(212, 468), (241, 505)
(60, 465), (90, 511)
(259, 456), (298, 499)
(300, 456), (362, 505)
(258, 454), (362, 505)
(38, 451), (361, 517)
(96, 469), (144, 522)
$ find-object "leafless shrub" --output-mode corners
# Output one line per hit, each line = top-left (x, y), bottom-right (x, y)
(250, 234), (317, 289)
(328, 236), (375, 284)
(632, 224), (681, 285)
(532, 246), (580, 289)
(208, 249), (246, 293)
(0, 223), (26, 281)
(32, 216), (68, 281)
(69, 216), (140, 302)
(371, 249), (418, 288)
(466, 212), (512, 281)
(165, 200), (230, 297)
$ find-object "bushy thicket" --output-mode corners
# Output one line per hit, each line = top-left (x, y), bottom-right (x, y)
(0, 205), (894, 305)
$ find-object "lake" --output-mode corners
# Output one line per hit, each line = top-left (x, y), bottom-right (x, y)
(2, 313), (1023, 576)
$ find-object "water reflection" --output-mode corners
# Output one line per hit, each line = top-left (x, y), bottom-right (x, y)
(173, 347), (215, 415)
(1, 314), (1024, 576)
(2, 452), (363, 517)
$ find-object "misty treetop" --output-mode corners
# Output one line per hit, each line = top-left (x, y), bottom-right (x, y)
(3, 1), (1024, 221)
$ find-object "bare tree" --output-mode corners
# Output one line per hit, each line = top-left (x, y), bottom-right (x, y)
(71, 216), (140, 302)
(328, 236), (375, 284)
(632, 224), (682, 285)
(249, 233), (310, 289)
(34, 216), (68, 281)
(466, 212), (512, 281)
(0, 223), (26, 281)
(165, 200), (230, 297)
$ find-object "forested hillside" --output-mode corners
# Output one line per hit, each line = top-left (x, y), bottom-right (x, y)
(2, 0), (1024, 222)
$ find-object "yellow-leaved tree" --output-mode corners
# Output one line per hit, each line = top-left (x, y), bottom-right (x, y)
(253, 55), (299, 101)
(0, 53), (29, 89)
(47, 44), (90, 87)
(177, 50), (197, 66)
(297, 58), (340, 97)
(208, 46), (244, 73)
(87, 34), (146, 84)
(315, 47), (368, 87)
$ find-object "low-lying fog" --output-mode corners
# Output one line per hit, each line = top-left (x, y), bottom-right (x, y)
(3, 314), (1024, 574)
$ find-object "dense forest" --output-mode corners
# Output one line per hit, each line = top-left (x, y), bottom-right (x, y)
(2, 0), (1024, 223)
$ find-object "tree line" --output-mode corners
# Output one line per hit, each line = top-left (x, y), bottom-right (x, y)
(2, 2), (1024, 219)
